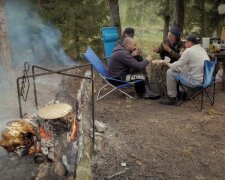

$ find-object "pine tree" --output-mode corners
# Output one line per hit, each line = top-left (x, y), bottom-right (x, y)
(38, 0), (110, 60)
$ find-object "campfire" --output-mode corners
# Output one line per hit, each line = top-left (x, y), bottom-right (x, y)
(0, 64), (94, 179)
(0, 103), (78, 165)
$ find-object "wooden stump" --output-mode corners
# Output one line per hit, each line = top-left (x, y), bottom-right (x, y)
(146, 62), (168, 97)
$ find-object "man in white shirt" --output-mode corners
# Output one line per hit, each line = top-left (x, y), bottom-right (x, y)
(159, 33), (210, 105)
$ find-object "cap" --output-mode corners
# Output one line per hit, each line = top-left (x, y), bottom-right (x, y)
(186, 33), (200, 44)
(124, 27), (135, 37)
(170, 26), (181, 37)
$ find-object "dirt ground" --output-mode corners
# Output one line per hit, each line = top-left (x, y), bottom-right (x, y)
(92, 73), (225, 180)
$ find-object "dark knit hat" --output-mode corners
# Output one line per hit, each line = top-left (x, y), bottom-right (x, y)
(186, 33), (200, 44)
(170, 26), (181, 37)
(124, 27), (135, 37)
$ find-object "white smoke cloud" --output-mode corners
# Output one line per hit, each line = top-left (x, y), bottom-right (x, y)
(5, 0), (75, 67)
(0, 1), (77, 133)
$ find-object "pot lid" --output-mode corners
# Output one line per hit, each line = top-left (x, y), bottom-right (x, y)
(38, 103), (72, 119)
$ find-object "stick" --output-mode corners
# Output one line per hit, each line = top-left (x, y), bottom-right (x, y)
(105, 168), (129, 179)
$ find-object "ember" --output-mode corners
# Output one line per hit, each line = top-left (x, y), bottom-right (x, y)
(70, 115), (78, 142)
(39, 126), (52, 140)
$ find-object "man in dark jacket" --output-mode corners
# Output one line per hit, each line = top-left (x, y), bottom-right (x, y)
(116, 27), (143, 62)
(152, 26), (184, 63)
(108, 37), (160, 99)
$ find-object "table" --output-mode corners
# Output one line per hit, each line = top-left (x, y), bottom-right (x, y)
(208, 51), (225, 92)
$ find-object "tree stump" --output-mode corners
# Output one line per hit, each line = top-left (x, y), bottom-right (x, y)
(146, 63), (168, 97)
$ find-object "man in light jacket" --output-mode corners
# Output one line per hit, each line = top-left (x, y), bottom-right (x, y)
(159, 33), (210, 105)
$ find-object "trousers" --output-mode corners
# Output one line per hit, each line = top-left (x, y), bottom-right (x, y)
(167, 69), (202, 97)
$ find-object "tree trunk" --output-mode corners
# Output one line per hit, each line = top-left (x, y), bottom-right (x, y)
(0, 0), (11, 72)
(163, 0), (170, 41)
(199, 0), (205, 36)
(108, 0), (121, 35)
(172, 0), (184, 31)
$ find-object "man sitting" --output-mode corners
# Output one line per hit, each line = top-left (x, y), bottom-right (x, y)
(152, 26), (184, 63)
(108, 37), (160, 99)
(116, 27), (143, 62)
(159, 33), (210, 105)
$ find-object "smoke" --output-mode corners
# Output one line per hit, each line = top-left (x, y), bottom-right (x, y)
(5, 0), (75, 67)
(0, 1), (77, 132)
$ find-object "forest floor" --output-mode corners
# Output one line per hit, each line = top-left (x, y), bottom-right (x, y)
(92, 72), (225, 180)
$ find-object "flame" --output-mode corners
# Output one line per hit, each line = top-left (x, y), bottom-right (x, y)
(70, 115), (78, 142)
(39, 126), (52, 140)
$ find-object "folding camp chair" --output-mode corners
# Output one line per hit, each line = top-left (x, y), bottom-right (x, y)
(101, 27), (119, 64)
(176, 60), (216, 111)
(83, 47), (142, 101)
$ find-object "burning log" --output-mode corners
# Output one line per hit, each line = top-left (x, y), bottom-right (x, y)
(35, 103), (76, 163)
(0, 119), (37, 153)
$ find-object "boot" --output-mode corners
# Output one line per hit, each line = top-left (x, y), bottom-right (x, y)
(143, 85), (160, 99)
(159, 96), (177, 105)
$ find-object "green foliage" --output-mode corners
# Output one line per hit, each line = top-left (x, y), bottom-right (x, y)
(120, 0), (225, 55)
(120, 0), (161, 27)
(119, 0), (163, 57)
(34, 0), (225, 60)
(184, 0), (225, 37)
(156, 0), (172, 22)
(37, 0), (110, 59)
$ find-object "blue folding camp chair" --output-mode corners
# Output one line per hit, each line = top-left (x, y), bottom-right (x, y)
(176, 60), (216, 111)
(101, 27), (119, 64)
(83, 47), (142, 101)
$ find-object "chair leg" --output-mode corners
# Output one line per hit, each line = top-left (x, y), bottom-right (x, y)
(178, 83), (203, 111)
(97, 84), (109, 100)
(203, 84), (216, 106)
(117, 88), (136, 99)
(97, 83), (136, 101)
(188, 95), (202, 111)
(177, 80), (216, 112)
(177, 83), (186, 106)
(212, 83), (216, 105)
(200, 90), (204, 111)
(97, 87), (117, 101)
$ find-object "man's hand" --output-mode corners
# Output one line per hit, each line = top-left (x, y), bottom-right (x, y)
(146, 55), (153, 64)
(137, 48), (143, 55)
(132, 49), (143, 57)
(163, 43), (172, 53)
(131, 50), (139, 56)
(152, 59), (170, 67)
(152, 46), (159, 52)
(162, 61), (171, 68)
